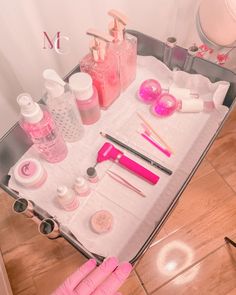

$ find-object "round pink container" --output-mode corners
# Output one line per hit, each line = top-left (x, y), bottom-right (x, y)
(90, 210), (113, 234)
(13, 158), (47, 189)
(138, 79), (162, 104)
(152, 93), (179, 117)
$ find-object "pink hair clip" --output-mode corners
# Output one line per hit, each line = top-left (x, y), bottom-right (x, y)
(197, 44), (214, 58)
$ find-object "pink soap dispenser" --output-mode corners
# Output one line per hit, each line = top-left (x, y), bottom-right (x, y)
(80, 29), (120, 109)
(69, 72), (101, 125)
(108, 9), (137, 91)
(17, 93), (68, 163)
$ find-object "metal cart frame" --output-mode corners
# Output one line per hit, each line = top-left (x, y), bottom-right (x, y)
(1, 30), (236, 264)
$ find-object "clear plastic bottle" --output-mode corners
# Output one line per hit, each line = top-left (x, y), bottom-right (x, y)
(17, 93), (68, 163)
(69, 72), (101, 125)
(80, 29), (120, 109)
(43, 69), (84, 142)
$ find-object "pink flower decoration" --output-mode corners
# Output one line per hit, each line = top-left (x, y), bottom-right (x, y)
(217, 53), (229, 65)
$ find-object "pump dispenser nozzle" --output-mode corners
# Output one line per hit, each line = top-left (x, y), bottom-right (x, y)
(43, 69), (65, 86)
(86, 29), (113, 62)
(108, 9), (128, 42)
(17, 93), (43, 123)
(43, 69), (66, 98)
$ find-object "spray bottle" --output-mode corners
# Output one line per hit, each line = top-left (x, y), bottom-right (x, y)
(17, 93), (68, 163)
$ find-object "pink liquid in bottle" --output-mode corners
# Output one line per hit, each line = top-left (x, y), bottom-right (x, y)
(80, 48), (120, 109)
(17, 94), (68, 163)
(76, 86), (100, 125)
(69, 72), (101, 125)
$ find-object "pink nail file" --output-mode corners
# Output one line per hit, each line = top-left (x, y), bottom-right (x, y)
(96, 143), (159, 185)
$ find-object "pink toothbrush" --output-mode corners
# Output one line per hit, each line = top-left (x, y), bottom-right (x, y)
(137, 113), (173, 154)
(140, 131), (171, 157)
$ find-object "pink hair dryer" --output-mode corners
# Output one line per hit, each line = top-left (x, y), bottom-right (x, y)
(97, 142), (159, 185)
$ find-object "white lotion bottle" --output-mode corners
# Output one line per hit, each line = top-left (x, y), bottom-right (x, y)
(57, 185), (79, 211)
(43, 69), (84, 142)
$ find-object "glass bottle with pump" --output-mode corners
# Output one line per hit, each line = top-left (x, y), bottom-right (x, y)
(17, 93), (68, 163)
(80, 29), (120, 109)
(43, 69), (84, 142)
(108, 9), (137, 91)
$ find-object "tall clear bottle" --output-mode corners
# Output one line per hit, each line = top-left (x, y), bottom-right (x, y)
(43, 69), (84, 142)
(108, 9), (137, 91)
(17, 93), (68, 163)
(80, 29), (121, 109)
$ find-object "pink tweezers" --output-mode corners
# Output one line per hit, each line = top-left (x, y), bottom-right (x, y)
(106, 170), (146, 198)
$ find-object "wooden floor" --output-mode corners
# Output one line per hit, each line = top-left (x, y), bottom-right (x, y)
(1, 107), (236, 295)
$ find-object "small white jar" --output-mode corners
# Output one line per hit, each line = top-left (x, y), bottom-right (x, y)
(13, 158), (47, 189)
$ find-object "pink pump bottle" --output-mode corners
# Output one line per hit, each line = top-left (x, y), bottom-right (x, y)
(17, 93), (68, 163)
(108, 9), (137, 91)
(80, 29), (120, 109)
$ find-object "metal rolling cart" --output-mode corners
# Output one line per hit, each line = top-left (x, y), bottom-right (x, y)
(1, 30), (236, 264)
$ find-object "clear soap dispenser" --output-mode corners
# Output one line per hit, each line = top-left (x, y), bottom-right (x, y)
(80, 29), (121, 109)
(43, 69), (84, 142)
(108, 9), (137, 91)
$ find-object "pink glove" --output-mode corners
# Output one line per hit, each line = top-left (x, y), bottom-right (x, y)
(52, 257), (132, 295)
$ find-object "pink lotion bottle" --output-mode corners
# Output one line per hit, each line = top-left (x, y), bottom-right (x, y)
(17, 93), (68, 163)
(69, 72), (101, 125)
(80, 29), (120, 109)
(108, 9), (137, 91)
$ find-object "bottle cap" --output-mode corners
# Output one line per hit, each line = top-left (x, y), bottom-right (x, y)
(179, 99), (204, 113)
(87, 167), (97, 178)
(188, 44), (199, 56)
(13, 158), (46, 188)
(17, 93), (44, 123)
(57, 185), (69, 198)
(166, 37), (177, 48)
(108, 9), (128, 41)
(75, 176), (86, 187)
(69, 73), (93, 100)
(43, 69), (65, 98)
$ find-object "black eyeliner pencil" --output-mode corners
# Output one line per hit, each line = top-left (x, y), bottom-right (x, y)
(100, 132), (173, 176)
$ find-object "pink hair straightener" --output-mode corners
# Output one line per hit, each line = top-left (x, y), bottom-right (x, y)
(96, 142), (159, 185)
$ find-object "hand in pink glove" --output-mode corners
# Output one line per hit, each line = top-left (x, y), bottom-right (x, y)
(52, 257), (132, 295)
